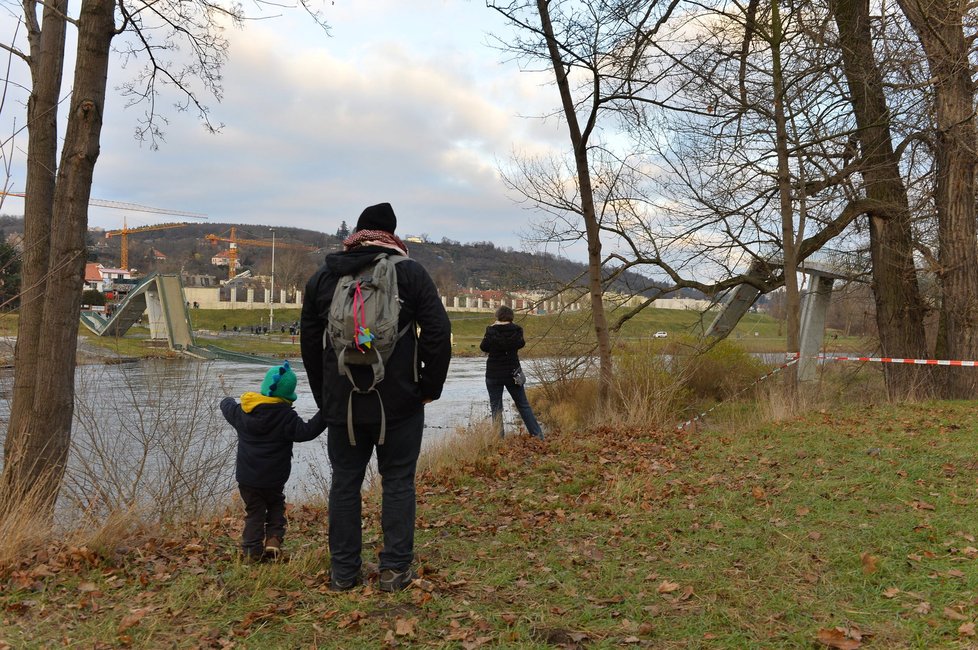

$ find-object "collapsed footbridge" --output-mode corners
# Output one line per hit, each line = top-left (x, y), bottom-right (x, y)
(79, 273), (284, 364)
(705, 251), (866, 381)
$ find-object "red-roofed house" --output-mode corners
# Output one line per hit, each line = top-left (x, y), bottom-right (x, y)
(83, 263), (132, 292)
(211, 249), (240, 269)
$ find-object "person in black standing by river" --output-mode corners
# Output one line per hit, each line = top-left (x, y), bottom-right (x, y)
(301, 202), (452, 592)
(480, 305), (544, 440)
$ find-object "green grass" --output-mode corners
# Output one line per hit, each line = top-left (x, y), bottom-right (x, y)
(448, 306), (868, 357)
(3, 402), (977, 647)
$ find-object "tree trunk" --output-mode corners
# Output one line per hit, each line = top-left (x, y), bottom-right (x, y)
(832, 0), (931, 399)
(536, 0), (614, 398)
(897, 0), (978, 398)
(770, 1), (800, 394)
(2, 0), (115, 513)
(1, 0), (68, 508)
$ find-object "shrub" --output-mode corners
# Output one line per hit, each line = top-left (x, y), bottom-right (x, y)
(527, 338), (767, 431)
(671, 338), (767, 401)
(82, 289), (105, 307)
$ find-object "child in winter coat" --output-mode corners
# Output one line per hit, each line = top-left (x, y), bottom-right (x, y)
(220, 361), (326, 562)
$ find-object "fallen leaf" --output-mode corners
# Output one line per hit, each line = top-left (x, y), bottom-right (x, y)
(882, 587), (900, 599)
(816, 627), (861, 649)
(30, 564), (55, 578)
(394, 616), (417, 637)
(657, 580), (680, 594)
(118, 608), (149, 634)
(860, 552), (879, 575)
(911, 500), (936, 511)
(751, 486), (766, 500)
(914, 601), (932, 615)
(796, 506), (810, 516)
(77, 582), (98, 593)
(959, 622), (976, 637)
(944, 607), (968, 621)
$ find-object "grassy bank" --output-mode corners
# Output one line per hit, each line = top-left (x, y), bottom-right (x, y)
(184, 304), (865, 359)
(2, 401), (976, 648)
(8, 301), (868, 362)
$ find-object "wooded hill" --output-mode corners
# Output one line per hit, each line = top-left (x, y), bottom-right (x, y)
(71, 219), (694, 298)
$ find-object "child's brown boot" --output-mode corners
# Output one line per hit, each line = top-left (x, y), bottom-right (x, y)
(263, 536), (283, 562)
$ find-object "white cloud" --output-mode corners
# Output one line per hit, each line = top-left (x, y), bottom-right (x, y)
(75, 2), (572, 249)
(0, 1), (578, 254)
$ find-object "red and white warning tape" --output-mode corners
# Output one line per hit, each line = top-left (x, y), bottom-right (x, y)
(799, 353), (978, 367)
(676, 352), (978, 431)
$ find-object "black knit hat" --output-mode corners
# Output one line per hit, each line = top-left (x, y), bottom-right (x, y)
(355, 202), (397, 233)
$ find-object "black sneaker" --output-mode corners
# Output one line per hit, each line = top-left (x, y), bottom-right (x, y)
(329, 573), (362, 592)
(378, 567), (418, 592)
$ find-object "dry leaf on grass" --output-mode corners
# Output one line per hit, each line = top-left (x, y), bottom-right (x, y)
(860, 552), (879, 574)
(118, 608), (150, 634)
(656, 580), (680, 594)
(882, 587), (900, 598)
(816, 627), (861, 649)
(959, 622), (976, 637)
(395, 617), (418, 637)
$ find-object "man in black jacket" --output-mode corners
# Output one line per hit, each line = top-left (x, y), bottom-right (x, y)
(301, 202), (452, 592)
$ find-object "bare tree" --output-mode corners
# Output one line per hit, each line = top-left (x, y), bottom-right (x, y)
(273, 250), (319, 302)
(895, 0), (978, 398)
(0, 0), (329, 514)
(830, 0), (932, 398)
(490, 0), (682, 399)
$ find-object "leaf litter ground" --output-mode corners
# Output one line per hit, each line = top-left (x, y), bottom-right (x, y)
(1, 401), (977, 648)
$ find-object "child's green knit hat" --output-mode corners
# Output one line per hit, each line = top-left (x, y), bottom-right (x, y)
(260, 360), (297, 402)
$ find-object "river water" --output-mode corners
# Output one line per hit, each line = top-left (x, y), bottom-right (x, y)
(0, 356), (538, 513)
(1, 350), (789, 517)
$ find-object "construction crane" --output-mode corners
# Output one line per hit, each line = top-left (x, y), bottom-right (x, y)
(106, 218), (205, 270)
(0, 191), (207, 269)
(205, 227), (319, 280)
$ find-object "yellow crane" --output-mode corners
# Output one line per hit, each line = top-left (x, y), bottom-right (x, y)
(205, 227), (319, 279)
(105, 219), (202, 269)
(0, 191), (207, 270)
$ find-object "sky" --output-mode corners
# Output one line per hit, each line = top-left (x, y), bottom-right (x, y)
(0, 0), (575, 254)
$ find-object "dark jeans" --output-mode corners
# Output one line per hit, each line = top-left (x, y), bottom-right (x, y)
(327, 408), (424, 582)
(238, 483), (286, 558)
(487, 378), (543, 438)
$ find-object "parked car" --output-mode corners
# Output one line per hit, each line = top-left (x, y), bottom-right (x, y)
(654, 331), (668, 338)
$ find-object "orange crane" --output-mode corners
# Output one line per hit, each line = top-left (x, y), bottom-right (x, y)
(0, 191), (207, 269)
(205, 227), (319, 279)
(105, 218), (205, 269)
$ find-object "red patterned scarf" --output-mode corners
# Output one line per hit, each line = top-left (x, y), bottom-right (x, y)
(343, 229), (409, 255)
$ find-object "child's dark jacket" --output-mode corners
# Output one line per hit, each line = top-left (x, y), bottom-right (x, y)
(220, 393), (326, 488)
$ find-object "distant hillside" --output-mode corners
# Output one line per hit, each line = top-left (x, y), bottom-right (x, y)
(2, 215), (700, 298)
